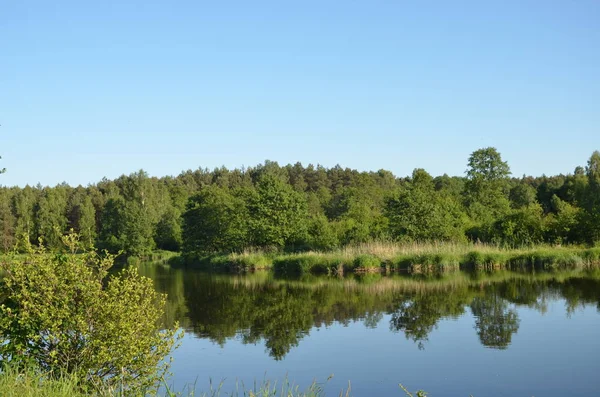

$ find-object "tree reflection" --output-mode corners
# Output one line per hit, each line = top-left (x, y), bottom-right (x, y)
(137, 264), (600, 359)
(470, 293), (520, 349)
(389, 291), (470, 349)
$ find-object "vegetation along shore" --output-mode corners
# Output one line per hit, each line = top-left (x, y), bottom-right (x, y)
(0, 148), (599, 274)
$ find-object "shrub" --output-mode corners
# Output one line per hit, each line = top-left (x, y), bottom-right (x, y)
(0, 233), (181, 394)
(352, 254), (382, 271)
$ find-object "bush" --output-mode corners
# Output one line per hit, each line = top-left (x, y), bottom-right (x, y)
(0, 233), (181, 394)
(352, 254), (382, 271)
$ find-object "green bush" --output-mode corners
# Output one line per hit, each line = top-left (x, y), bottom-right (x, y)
(0, 233), (181, 394)
(352, 254), (382, 271)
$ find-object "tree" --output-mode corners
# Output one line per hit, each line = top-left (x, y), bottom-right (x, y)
(583, 151), (600, 243)
(98, 173), (157, 257)
(182, 185), (249, 254)
(34, 187), (68, 250)
(247, 174), (309, 249)
(155, 205), (183, 251)
(67, 190), (96, 249)
(509, 183), (537, 209)
(466, 147), (511, 182)
(464, 147), (512, 233)
(490, 204), (545, 247)
(12, 186), (37, 249)
(97, 196), (127, 253)
(0, 234), (181, 393)
(0, 189), (15, 252)
(386, 169), (467, 242)
(545, 195), (581, 245)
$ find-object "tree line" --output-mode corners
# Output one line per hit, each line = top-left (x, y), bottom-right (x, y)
(0, 147), (599, 256)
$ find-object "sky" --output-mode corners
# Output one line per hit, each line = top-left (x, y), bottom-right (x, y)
(1, 0), (599, 187)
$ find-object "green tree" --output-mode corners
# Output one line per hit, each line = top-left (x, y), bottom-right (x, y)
(0, 189), (16, 252)
(386, 169), (467, 242)
(545, 195), (581, 244)
(34, 187), (68, 250)
(67, 190), (96, 249)
(155, 205), (183, 251)
(583, 151), (600, 243)
(247, 174), (309, 249)
(182, 185), (249, 254)
(97, 196), (127, 253)
(117, 170), (160, 255)
(490, 204), (545, 247)
(99, 172), (157, 256)
(509, 182), (537, 209)
(121, 200), (156, 256)
(0, 234), (180, 393)
(12, 186), (37, 249)
(464, 148), (512, 239)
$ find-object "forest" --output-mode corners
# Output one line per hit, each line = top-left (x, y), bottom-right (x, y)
(0, 147), (599, 258)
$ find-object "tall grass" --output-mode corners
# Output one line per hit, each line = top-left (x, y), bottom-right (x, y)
(180, 242), (600, 275)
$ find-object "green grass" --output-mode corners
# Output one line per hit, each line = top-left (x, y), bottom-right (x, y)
(0, 366), (439, 397)
(0, 366), (343, 397)
(178, 243), (600, 275)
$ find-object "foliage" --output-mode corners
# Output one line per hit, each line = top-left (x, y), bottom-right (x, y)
(247, 174), (309, 249)
(0, 233), (181, 394)
(489, 204), (545, 247)
(1, 149), (600, 255)
(464, 147), (511, 225)
(386, 169), (467, 242)
(183, 185), (250, 254)
(583, 151), (600, 243)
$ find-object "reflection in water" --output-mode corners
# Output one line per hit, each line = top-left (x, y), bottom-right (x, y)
(137, 264), (600, 360)
(470, 294), (519, 349)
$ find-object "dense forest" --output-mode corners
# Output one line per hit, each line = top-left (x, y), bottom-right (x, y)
(0, 148), (599, 257)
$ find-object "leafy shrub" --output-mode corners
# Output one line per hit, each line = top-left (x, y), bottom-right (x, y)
(0, 233), (181, 394)
(352, 254), (382, 271)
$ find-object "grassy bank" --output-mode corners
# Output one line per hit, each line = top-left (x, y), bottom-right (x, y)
(177, 242), (600, 275)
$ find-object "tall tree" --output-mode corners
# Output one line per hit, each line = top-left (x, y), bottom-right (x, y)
(12, 186), (37, 249)
(0, 189), (16, 252)
(247, 174), (308, 248)
(583, 151), (600, 243)
(34, 187), (68, 250)
(67, 189), (97, 248)
(182, 185), (249, 254)
(386, 169), (467, 242)
(464, 147), (512, 236)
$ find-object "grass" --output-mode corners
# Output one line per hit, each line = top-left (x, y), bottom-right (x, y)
(0, 366), (350, 397)
(179, 242), (600, 275)
(0, 366), (437, 397)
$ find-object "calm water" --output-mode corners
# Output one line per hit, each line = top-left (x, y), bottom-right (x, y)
(139, 264), (600, 396)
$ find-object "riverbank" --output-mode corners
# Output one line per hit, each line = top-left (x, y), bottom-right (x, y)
(174, 242), (600, 275)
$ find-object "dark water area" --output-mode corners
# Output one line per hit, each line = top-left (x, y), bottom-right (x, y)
(139, 264), (600, 396)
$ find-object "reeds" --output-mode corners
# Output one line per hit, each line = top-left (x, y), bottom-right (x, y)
(181, 243), (600, 275)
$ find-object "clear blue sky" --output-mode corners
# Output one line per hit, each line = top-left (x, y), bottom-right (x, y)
(1, 0), (599, 187)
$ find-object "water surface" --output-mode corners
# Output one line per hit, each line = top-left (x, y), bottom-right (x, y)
(140, 265), (600, 396)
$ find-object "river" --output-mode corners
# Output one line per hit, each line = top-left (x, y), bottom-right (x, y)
(138, 264), (600, 396)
